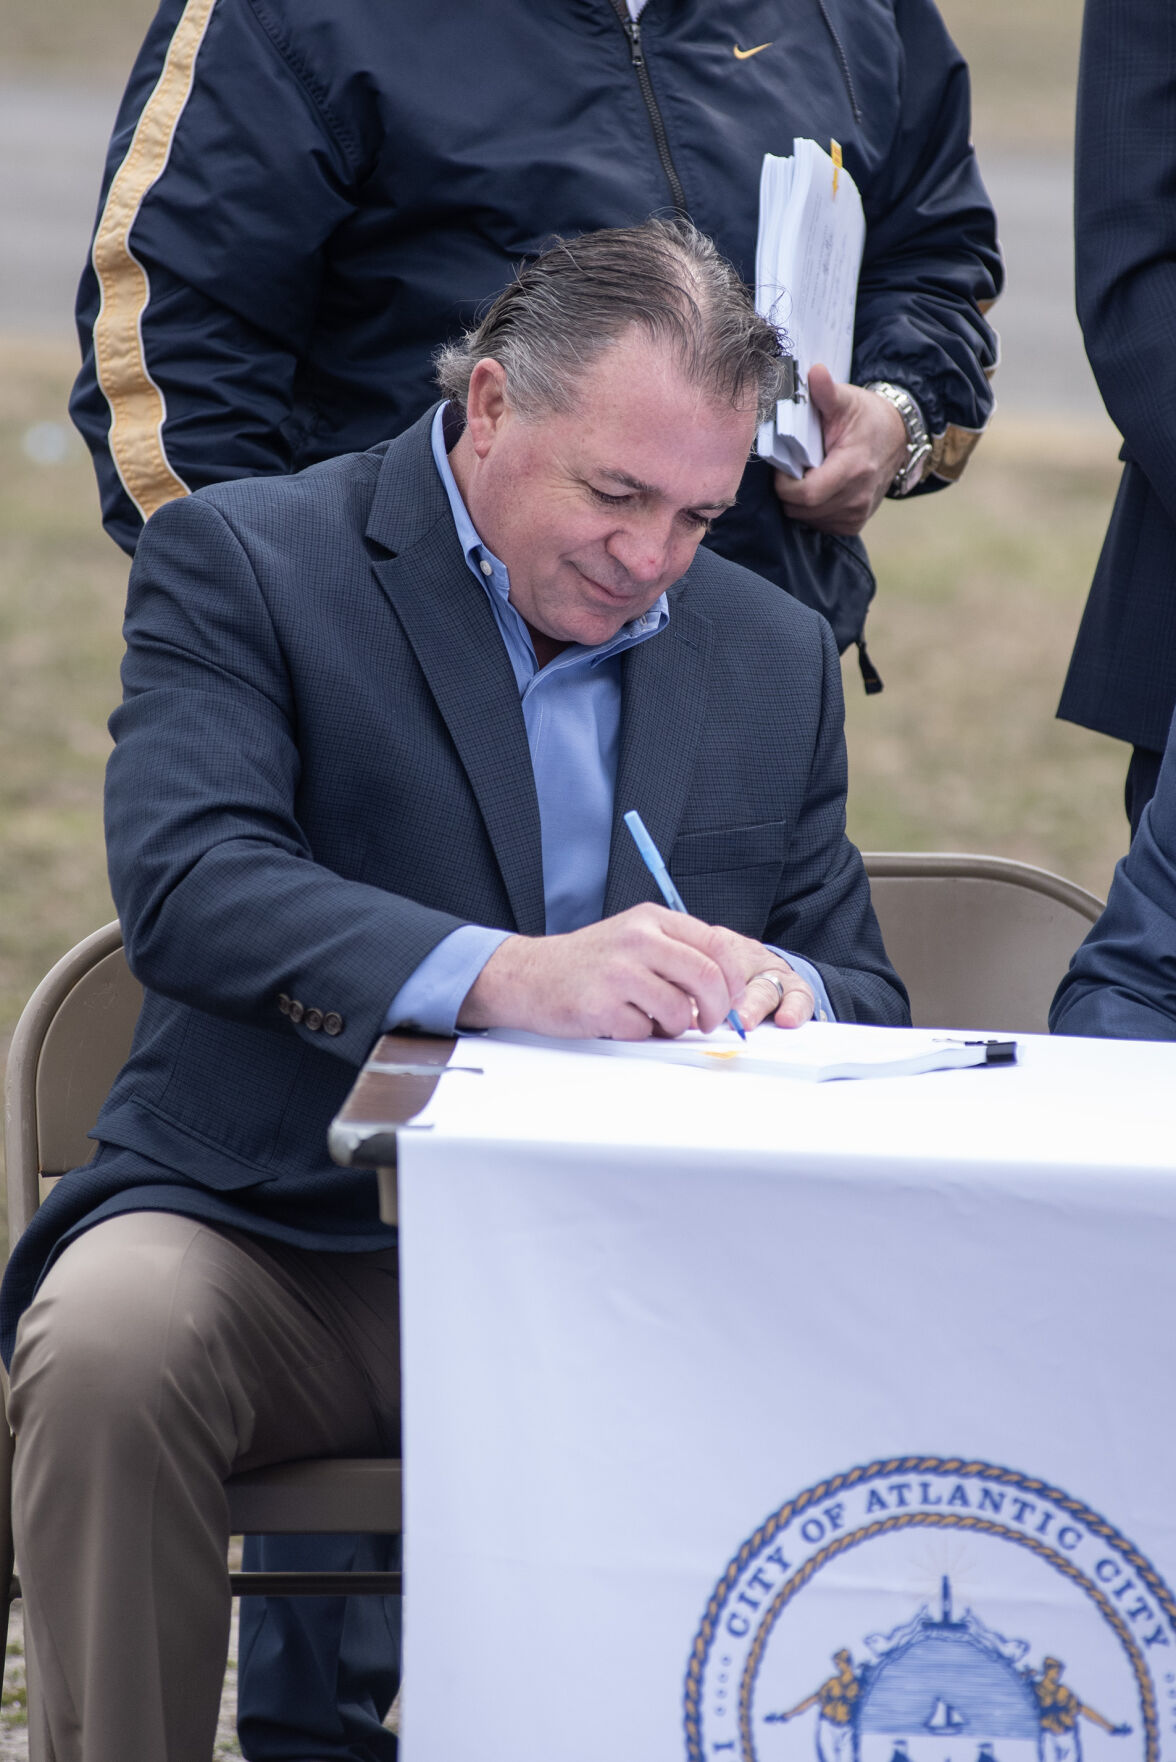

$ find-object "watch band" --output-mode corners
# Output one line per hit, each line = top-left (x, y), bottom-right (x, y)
(864, 380), (932, 496)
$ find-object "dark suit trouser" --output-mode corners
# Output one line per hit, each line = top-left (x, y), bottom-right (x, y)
(9, 1212), (401, 1762)
(237, 1533), (400, 1762)
(1127, 746), (1165, 839)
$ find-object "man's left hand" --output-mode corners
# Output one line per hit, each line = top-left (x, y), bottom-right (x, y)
(773, 364), (909, 536)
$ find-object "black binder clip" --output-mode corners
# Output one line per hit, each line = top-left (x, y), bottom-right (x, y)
(780, 357), (804, 403)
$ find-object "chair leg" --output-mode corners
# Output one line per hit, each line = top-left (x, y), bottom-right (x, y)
(3, 1376), (53, 1762)
(0, 1388), (14, 1663)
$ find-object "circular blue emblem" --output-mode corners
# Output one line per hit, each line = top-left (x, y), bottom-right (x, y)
(686, 1458), (1176, 1762)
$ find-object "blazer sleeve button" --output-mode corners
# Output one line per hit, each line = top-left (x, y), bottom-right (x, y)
(304, 1007), (324, 1031)
(278, 993), (292, 1015)
(323, 1012), (344, 1036)
(288, 999), (305, 1024)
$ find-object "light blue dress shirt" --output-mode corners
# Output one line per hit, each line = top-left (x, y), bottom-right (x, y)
(385, 405), (833, 1033)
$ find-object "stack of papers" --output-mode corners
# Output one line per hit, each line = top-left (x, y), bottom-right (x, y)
(479, 1021), (1016, 1083)
(755, 139), (866, 477)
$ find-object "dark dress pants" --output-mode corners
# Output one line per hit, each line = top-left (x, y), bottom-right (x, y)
(1126, 745), (1165, 840)
(238, 1535), (400, 1762)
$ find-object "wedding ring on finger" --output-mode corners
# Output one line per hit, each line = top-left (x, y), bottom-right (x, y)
(750, 969), (790, 1012)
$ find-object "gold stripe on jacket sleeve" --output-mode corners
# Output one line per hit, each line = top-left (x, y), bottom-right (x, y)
(90, 0), (219, 522)
(930, 420), (988, 482)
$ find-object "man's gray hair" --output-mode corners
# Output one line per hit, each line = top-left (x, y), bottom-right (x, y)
(435, 219), (791, 425)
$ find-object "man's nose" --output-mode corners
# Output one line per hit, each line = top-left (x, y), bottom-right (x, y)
(606, 519), (673, 584)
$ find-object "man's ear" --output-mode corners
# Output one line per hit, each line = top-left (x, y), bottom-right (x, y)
(464, 358), (511, 459)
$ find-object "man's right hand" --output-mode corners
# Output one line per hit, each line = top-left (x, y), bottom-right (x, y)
(457, 903), (812, 1039)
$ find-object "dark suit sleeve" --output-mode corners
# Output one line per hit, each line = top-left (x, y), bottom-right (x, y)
(1075, 0), (1176, 526)
(1050, 712), (1176, 1040)
(106, 494), (471, 1068)
(70, 0), (363, 555)
(764, 620), (910, 1026)
(850, 0), (1002, 484)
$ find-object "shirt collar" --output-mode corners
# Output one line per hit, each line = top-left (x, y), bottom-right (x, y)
(429, 403), (669, 660)
(432, 402), (488, 573)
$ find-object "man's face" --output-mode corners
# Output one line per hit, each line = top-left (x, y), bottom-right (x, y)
(458, 332), (758, 649)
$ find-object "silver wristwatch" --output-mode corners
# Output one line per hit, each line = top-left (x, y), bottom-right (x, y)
(864, 380), (932, 496)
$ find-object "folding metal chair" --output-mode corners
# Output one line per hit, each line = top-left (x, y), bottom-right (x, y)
(2, 922), (402, 1760)
(862, 852), (1104, 1032)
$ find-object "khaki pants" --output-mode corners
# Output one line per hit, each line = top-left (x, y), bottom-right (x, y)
(8, 1210), (400, 1762)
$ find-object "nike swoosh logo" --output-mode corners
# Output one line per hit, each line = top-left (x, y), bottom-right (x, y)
(733, 41), (772, 59)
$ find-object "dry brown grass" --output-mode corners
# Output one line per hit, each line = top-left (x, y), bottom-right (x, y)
(2, 0), (156, 79)
(842, 412), (1128, 899)
(939, 0), (1081, 152)
(0, 340), (124, 1052)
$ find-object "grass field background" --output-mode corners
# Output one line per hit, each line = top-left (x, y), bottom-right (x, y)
(0, 0), (1131, 1239)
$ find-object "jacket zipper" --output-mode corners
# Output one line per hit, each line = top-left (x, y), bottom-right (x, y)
(607, 1), (690, 217)
(814, 0), (863, 122)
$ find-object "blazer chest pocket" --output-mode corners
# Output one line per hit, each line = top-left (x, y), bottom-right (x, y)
(669, 820), (789, 939)
(671, 818), (789, 878)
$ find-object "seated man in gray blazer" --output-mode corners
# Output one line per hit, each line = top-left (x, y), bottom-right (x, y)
(0, 220), (907, 1762)
(1051, 705), (1176, 1040)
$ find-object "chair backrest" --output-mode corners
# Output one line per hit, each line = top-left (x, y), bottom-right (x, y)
(862, 852), (1104, 1033)
(4, 922), (141, 1243)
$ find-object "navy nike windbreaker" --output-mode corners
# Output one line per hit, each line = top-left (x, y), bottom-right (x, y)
(71, 0), (1001, 653)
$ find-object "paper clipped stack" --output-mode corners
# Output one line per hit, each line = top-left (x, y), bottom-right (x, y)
(755, 138), (866, 477)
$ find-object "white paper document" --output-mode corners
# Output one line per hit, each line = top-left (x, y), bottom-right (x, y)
(755, 138), (866, 476)
(479, 1020), (1014, 1082)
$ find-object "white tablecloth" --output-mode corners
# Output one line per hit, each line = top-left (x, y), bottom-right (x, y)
(394, 1028), (1176, 1761)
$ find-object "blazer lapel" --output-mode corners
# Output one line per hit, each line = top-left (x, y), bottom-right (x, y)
(603, 601), (714, 917)
(365, 418), (546, 936)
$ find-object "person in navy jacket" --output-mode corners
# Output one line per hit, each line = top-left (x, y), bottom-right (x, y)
(1051, 704), (1176, 1041)
(71, 0), (1001, 675)
(1058, 0), (1176, 836)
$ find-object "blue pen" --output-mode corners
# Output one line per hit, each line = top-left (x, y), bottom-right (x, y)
(623, 808), (747, 1040)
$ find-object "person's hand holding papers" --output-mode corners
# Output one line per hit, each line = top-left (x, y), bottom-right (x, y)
(772, 364), (908, 535)
(457, 903), (815, 1041)
(754, 142), (909, 537)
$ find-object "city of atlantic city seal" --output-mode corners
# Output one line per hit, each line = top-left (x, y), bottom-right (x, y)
(686, 1458), (1176, 1762)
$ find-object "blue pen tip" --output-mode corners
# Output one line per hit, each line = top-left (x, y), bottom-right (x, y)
(729, 1011), (747, 1040)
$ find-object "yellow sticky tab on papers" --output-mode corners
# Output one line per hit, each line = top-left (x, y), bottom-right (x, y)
(831, 138), (842, 195)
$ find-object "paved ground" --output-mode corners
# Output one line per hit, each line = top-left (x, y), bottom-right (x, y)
(0, 83), (118, 344)
(982, 149), (1101, 417)
(0, 79), (1106, 422)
